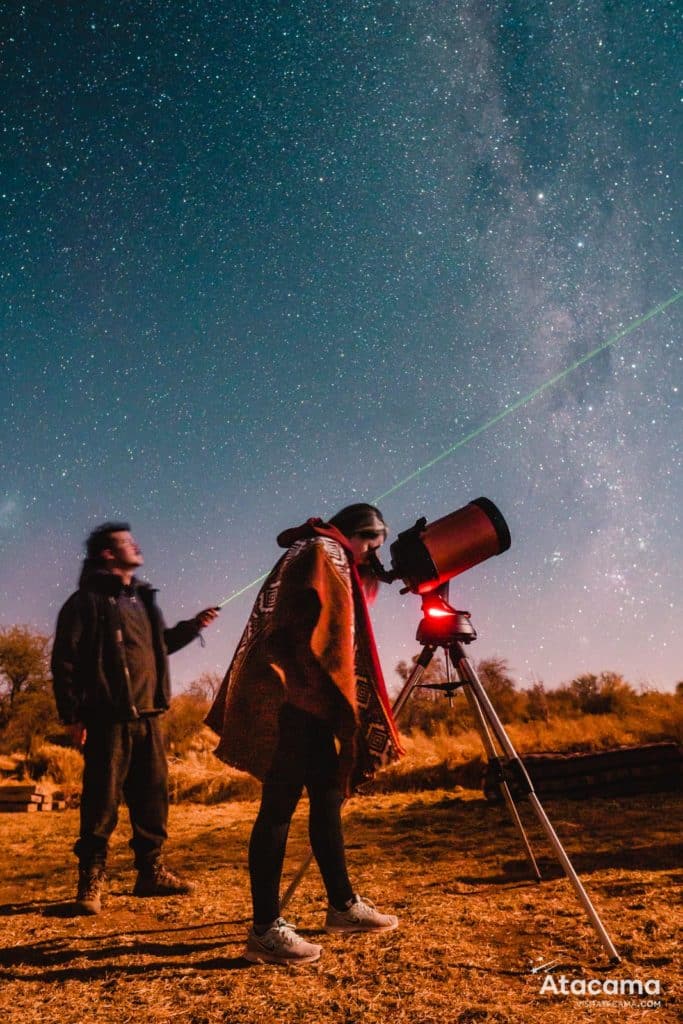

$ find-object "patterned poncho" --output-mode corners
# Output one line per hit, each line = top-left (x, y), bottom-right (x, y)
(205, 520), (403, 793)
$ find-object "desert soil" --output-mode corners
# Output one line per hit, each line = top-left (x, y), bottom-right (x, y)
(0, 788), (680, 1024)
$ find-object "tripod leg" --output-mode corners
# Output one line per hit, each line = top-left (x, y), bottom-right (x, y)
(391, 646), (435, 720)
(459, 681), (542, 881)
(280, 850), (316, 912)
(451, 643), (621, 964)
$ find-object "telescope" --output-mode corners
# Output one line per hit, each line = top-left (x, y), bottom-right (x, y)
(370, 497), (511, 594)
(366, 496), (620, 964)
(284, 494), (621, 963)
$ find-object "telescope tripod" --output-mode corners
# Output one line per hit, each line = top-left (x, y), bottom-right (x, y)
(281, 588), (620, 964)
(390, 589), (620, 963)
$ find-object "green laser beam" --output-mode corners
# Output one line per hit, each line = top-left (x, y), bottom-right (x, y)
(372, 290), (682, 502)
(215, 290), (682, 606)
(216, 572), (270, 608)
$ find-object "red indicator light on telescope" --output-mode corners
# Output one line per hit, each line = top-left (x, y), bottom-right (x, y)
(416, 593), (476, 645)
(423, 595), (458, 619)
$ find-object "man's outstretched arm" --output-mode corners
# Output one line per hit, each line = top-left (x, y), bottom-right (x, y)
(164, 607), (219, 653)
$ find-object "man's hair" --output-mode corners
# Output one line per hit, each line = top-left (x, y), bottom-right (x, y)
(328, 503), (387, 538)
(85, 522), (131, 560)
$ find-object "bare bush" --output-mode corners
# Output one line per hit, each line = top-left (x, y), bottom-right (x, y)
(25, 741), (84, 801)
(162, 691), (211, 755)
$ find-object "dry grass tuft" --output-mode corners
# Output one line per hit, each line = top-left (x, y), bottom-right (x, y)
(168, 750), (260, 804)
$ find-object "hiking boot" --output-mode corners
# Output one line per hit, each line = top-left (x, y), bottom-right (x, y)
(244, 918), (322, 966)
(324, 894), (398, 934)
(133, 862), (195, 897)
(76, 865), (105, 915)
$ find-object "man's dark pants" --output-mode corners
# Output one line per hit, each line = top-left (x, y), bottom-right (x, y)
(75, 717), (168, 871)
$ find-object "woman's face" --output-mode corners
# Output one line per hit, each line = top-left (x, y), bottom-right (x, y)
(347, 528), (386, 566)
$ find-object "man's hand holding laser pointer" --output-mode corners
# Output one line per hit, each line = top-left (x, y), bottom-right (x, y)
(194, 607), (220, 629)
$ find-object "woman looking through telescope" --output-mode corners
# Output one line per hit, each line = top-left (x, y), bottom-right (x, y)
(206, 503), (403, 966)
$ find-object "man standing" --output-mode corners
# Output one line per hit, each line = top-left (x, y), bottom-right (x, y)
(51, 522), (218, 915)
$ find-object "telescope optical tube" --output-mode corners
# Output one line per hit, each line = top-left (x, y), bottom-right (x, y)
(390, 497), (511, 593)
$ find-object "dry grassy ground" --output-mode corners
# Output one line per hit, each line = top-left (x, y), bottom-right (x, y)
(0, 789), (680, 1024)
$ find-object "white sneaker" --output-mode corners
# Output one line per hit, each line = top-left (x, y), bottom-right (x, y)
(324, 895), (399, 934)
(244, 918), (322, 965)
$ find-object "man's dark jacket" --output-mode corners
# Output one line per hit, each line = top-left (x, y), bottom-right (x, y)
(51, 570), (200, 724)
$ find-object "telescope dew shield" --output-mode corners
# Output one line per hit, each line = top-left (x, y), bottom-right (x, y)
(391, 497), (511, 594)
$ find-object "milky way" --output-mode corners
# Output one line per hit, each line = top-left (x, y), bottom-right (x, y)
(1, 2), (680, 693)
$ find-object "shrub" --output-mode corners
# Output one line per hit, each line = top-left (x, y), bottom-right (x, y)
(25, 742), (84, 801)
(0, 624), (57, 752)
(553, 672), (638, 716)
(163, 692), (211, 755)
(525, 681), (550, 722)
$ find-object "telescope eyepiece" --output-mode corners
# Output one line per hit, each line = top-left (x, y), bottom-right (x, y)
(367, 550), (397, 584)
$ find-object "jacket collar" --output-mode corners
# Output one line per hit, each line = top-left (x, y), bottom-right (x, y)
(276, 518), (354, 554)
(79, 569), (154, 598)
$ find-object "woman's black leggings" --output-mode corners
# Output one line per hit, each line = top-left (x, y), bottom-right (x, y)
(248, 704), (354, 926)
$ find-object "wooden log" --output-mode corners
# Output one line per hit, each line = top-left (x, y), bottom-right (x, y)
(484, 742), (683, 801)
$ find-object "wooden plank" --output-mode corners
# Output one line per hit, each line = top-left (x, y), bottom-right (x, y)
(0, 803), (38, 812)
(0, 785), (41, 798)
(0, 791), (42, 804)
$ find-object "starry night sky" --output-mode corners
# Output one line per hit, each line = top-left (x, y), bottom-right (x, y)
(1, 2), (681, 694)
